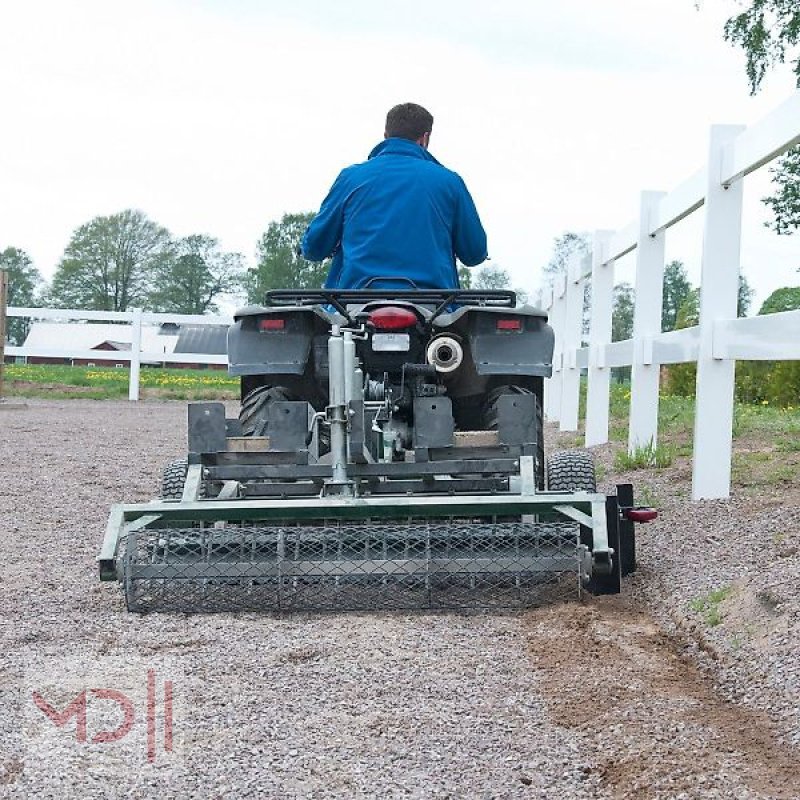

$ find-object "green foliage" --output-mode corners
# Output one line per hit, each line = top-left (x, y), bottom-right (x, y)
(736, 286), (800, 405)
(689, 585), (732, 627)
(738, 273), (754, 317)
(49, 210), (172, 311)
(723, 1), (800, 94)
(457, 265), (472, 289)
(637, 485), (659, 508)
(245, 212), (329, 302)
(723, 2), (800, 233)
(541, 232), (590, 290)
(758, 285), (800, 314)
(148, 235), (244, 314)
(473, 264), (511, 290)
(663, 289), (699, 396)
(661, 260), (692, 332)
(614, 440), (674, 471)
(611, 282), (635, 342)
(0, 246), (43, 344)
(765, 361), (800, 405)
(4, 363), (237, 400)
(763, 146), (800, 234)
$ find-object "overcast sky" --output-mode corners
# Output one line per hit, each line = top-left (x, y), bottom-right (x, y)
(1, 0), (797, 310)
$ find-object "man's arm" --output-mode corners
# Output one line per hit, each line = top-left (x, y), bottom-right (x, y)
(301, 171), (349, 261)
(452, 176), (488, 267)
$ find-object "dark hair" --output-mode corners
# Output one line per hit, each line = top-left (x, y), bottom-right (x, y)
(385, 103), (434, 141)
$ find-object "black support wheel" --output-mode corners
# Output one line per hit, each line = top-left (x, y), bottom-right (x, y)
(483, 385), (544, 490)
(546, 449), (620, 595)
(160, 458), (206, 500)
(546, 448), (596, 492)
(161, 459), (188, 499)
(239, 386), (295, 437)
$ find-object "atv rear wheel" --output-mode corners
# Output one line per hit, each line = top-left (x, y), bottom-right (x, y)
(239, 386), (295, 437)
(483, 385), (544, 490)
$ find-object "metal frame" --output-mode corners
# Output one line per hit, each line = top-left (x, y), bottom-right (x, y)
(98, 489), (611, 582)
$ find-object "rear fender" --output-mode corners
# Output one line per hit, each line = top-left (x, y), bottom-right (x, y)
(434, 307), (554, 378)
(228, 306), (325, 376)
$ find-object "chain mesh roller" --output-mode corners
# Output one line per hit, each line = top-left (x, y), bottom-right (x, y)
(123, 520), (581, 612)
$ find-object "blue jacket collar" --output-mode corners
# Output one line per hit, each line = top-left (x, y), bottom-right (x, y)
(368, 137), (441, 165)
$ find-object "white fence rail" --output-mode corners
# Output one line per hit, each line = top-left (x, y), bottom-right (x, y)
(542, 90), (800, 500)
(4, 307), (231, 401)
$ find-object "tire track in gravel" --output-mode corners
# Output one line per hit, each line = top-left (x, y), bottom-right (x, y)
(525, 597), (799, 800)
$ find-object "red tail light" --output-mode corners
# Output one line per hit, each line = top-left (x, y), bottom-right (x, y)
(258, 318), (285, 331)
(368, 307), (418, 330)
(624, 508), (658, 523)
(497, 318), (522, 331)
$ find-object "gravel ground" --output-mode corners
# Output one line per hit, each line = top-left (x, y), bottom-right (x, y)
(0, 400), (798, 799)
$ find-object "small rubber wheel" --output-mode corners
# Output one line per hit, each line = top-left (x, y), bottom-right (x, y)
(160, 458), (207, 500)
(546, 449), (596, 492)
(161, 458), (188, 499)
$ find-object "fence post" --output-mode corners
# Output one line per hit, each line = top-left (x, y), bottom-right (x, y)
(585, 231), (614, 446)
(559, 252), (585, 431)
(128, 308), (143, 401)
(692, 124), (745, 500)
(628, 190), (667, 453)
(545, 276), (566, 422)
(0, 270), (7, 400)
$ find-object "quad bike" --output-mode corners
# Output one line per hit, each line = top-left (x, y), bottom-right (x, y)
(99, 288), (654, 612)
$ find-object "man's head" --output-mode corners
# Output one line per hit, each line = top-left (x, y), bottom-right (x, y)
(385, 102), (433, 149)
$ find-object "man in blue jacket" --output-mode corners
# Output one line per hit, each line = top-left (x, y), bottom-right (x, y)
(301, 103), (488, 290)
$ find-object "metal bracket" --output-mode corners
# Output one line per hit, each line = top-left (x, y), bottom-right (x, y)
(590, 499), (610, 555)
(553, 503), (593, 528)
(182, 463), (204, 503)
(519, 455), (536, 495)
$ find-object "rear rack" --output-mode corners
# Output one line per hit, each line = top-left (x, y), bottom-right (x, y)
(265, 289), (517, 318)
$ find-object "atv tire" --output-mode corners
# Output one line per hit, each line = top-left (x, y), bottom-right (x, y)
(239, 386), (295, 437)
(483, 385), (544, 490)
(546, 449), (596, 492)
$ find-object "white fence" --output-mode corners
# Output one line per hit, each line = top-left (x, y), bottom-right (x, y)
(542, 90), (800, 500)
(4, 307), (231, 401)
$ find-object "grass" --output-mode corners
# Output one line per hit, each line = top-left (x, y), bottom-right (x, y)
(3, 363), (238, 400)
(614, 440), (674, 471)
(637, 485), (659, 508)
(689, 585), (733, 627)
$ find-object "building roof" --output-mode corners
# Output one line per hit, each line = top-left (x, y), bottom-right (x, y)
(174, 325), (228, 355)
(23, 323), (180, 354)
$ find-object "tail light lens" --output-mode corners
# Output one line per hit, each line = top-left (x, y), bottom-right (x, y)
(258, 318), (285, 331)
(368, 307), (418, 330)
(497, 318), (522, 331)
